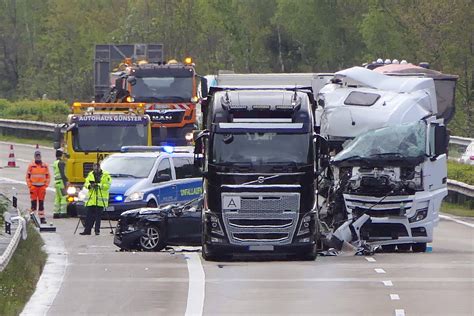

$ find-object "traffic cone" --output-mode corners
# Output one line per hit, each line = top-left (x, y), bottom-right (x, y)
(5, 144), (18, 168)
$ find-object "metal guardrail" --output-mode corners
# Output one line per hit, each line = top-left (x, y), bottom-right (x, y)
(447, 179), (474, 198)
(0, 196), (27, 272)
(0, 118), (56, 132)
(449, 136), (473, 147)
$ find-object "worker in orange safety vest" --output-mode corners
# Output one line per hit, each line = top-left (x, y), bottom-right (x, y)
(26, 150), (51, 224)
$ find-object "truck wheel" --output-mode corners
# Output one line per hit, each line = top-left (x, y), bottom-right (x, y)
(411, 243), (427, 253)
(140, 225), (165, 251)
(382, 244), (396, 253)
(397, 244), (411, 252)
(297, 244), (318, 261)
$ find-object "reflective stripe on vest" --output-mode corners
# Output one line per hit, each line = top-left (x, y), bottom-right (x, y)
(29, 164), (49, 186)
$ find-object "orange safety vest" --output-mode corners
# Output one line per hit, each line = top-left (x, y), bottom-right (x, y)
(26, 162), (50, 187)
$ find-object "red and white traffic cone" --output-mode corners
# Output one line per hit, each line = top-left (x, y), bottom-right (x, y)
(5, 144), (18, 168)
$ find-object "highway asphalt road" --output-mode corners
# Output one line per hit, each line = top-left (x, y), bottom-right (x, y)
(1, 141), (473, 315)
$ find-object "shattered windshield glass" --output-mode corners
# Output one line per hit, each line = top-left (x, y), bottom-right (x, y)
(333, 121), (426, 163)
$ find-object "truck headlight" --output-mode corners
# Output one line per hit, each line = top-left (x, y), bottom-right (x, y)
(409, 208), (428, 223)
(67, 186), (77, 195)
(125, 192), (144, 202)
(297, 214), (312, 236)
(208, 213), (224, 236)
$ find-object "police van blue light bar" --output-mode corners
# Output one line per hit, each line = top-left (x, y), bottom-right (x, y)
(114, 195), (124, 202)
(120, 146), (194, 154)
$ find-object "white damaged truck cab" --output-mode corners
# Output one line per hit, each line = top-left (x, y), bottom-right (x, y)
(317, 65), (457, 252)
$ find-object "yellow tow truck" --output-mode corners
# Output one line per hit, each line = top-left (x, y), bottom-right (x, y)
(53, 102), (152, 215)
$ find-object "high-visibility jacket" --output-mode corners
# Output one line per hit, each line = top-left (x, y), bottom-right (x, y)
(26, 162), (50, 188)
(53, 159), (68, 187)
(84, 170), (111, 208)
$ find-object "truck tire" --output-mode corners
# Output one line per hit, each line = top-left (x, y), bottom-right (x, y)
(299, 244), (317, 261)
(202, 243), (218, 261)
(411, 243), (427, 253)
(397, 244), (411, 252)
(382, 244), (396, 253)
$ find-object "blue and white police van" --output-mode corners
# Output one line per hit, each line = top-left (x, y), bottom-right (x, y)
(76, 146), (202, 219)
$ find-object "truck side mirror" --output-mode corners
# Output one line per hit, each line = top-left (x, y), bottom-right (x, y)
(194, 130), (209, 171)
(53, 126), (62, 149)
(200, 77), (208, 99)
(434, 125), (448, 156)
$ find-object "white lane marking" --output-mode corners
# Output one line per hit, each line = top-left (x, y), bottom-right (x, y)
(382, 280), (393, 287)
(0, 177), (55, 192)
(184, 253), (205, 316)
(365, 257), (376, 262)
(395, 309), (405, 316)
(21, 233), (68, 315)
(440, 214), (474, 228)
(17, 158), (30, 163)
(390, 294), (400, 300)
(375, 268), (386, 274)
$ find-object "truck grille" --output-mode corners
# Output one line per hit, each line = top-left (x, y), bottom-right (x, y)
(343, 194), (414, 217)
(83, 163), (93, 178)
(221, 192), (299, 246)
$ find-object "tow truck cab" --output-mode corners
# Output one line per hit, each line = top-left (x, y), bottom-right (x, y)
(195, 88), (320, 260)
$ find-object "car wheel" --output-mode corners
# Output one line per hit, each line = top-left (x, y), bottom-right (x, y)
(147, 200), (158, 208)
(412, 243), (427, 253)
(140, 226), (165, 251)
(382, 244), (396, 253)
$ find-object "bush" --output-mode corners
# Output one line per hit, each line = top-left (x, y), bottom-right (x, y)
(0, 99), (69, 123)
(447, 161), (474, 185)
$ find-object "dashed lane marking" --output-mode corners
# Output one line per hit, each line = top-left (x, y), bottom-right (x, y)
(375, 268), (386, 274)
(184, 252), (205, 316)
(395, 309), (405, 316)
(439, 214), (474, 228)
(390, 294), (400, 300)
(365, 257), (376, 262)
(382, 280), (393, 287)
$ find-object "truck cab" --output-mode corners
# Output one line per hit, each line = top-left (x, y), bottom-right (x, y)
(195, 87), (320, 260)
(54, 102), (152, 214)
(316, 64), (457, 252)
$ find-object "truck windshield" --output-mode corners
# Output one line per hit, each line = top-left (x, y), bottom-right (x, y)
(132, 77), (193, 102)
(73, 124), (148, 152)
(102, 156), (156, 178)
(334, 121), (426, 163)
(212, 133), (310, 165)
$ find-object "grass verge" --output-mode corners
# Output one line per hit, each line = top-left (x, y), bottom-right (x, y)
(0, 224), (47, 316)
(0, 134), (52, 147)
(447, 161), (474, 185)
(441, 201), (474, 217)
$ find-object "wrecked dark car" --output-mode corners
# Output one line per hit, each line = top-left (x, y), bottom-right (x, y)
(114, 197), (202, 251)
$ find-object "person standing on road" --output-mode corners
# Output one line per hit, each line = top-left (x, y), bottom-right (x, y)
(53, 149), (68, 218)
(26, 150), (51, 224)
(80, 162), (111, 235)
